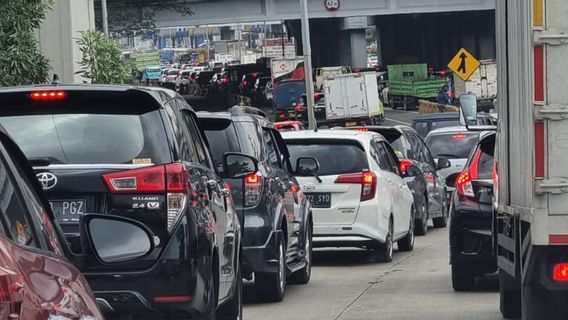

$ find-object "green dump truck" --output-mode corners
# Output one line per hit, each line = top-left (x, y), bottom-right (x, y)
(387, 63), (448, 111)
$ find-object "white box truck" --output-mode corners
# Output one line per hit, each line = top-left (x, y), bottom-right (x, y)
(493, 0), (568, 319)
(324, 72), (384, 127)
(453, 60), (497, 112)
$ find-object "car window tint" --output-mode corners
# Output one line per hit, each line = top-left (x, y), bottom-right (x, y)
(0, 156), (38, 249)
(287, 142), (368, 176)
(417, 137), (436, 168)
(477, 135), (496, 180)
(378, 131), (406, 159)
(426, 132), (479, 159)
(234, 121), (263, 160)
(183, 110), (212, 168)
(165, 103), (199, 163)
(202, 121), (241, 168)
(381, 142), (401, 175)
(0, 111), (171, 165)
(374, 142), (394, 172)
(414, 122), (429, 137)
(263, 129), (281, 168)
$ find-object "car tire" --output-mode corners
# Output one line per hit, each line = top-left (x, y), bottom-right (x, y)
(433, 196), (449, 228)
(288, 225), (312, 285)
(451, 264), (475, 291)
(217, 258), (243, 320)
(415, 198), (429, 236)
(398, 207), (415, 252)
(255, 237), (286, 302)
(499, 270), (521, 319)
(375, 218), (394, 263)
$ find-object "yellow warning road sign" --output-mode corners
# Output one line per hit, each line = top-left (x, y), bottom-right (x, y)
(448, 48), (481, 82)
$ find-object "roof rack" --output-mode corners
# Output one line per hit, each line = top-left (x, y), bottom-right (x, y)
(229, 105), (268, 119)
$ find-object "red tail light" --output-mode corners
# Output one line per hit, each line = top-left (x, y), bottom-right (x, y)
(221, 77), (229, 85)
(355, 128), (369, 132)
(452, 134), (467, 140)
(553, 263), (568, 282)
(102, 164), (188, 232)
(30, 91), (66, 101)
(278, 113), (286, 119)
(456, 149), (482, 198)
(295, 104), (305, 112)
(399, 159), (414, 175)
(244, 172), (263, 207)
(335, 171), (377, 201)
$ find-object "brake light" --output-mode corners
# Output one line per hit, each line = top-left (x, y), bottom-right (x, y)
(222, 77), (229, 85)
(355, 128), (369, 132)
(553, 263), (568, 282)
(278, 113), (286, 119)
(295, 104), (305, 112)
(30, 91), (66, 101)
(456, 149), (482, 198)
(244, 172), (263, 207)
(452, 134), (467, 140)
(102, 164), (188, 232)
(335, 171), (377, 201)
(399, 159), (413, 175)
(440, 71), (447, 77)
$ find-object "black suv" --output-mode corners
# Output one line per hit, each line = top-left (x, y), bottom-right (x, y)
(338, 126), (451, 236)
(0, 85), (248, 319)
(197, 107), (314, 302)
(449, 131), (496, 291)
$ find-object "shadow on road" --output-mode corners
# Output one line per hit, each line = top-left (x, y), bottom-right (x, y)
(312, 248), (384, 267)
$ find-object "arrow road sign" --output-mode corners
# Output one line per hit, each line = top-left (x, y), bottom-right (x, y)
(448, 48), (481, 81)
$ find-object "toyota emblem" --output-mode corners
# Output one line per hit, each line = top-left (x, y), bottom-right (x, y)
(304, 184), (316, 191)
(36, 172), (57, 190)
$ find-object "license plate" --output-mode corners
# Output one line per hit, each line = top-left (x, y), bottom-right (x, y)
(345, 121), (357, 127)
(50, 200), (86, 222)
(305, 193), (331, 208)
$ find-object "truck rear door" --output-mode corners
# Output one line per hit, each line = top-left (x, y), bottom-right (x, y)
(325, 77), (346, 119)
(344, 75), (367, 118)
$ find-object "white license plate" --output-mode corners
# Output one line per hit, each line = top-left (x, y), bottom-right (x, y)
(50, 200), (86, 222)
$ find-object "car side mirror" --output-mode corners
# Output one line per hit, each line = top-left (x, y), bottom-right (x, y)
(295, 157), (319, 175)
(82, 214), (154, 264)
(223, 152), (259, 179)
(436, 157), (451, 170)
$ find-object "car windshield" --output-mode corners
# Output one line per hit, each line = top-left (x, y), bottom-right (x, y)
(0, 112), (171, 165)
(426, 132), (479, 159)
(287, 141), (369, 176)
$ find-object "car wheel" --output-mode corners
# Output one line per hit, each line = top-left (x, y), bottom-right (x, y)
(375, 218), (394, 263)
(398, 207), (415, 252)
(433, 196), (449, 228)
(415, 198), (429, 236)
(499, 269), (521, 319)
(451, 264), (475, 291)
(217, 258), (243, 320)
(288, 225), (312, 285)
(255, 237), (286, 302)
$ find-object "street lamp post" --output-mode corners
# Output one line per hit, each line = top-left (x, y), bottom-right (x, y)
(299, 0), (317, 131)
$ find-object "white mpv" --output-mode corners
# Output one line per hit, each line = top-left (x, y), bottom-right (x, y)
(283, 130), (417, 262)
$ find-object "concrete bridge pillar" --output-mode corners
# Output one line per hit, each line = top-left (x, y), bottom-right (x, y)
(339, 17), (369, 68)
(38, 0), (95, 83)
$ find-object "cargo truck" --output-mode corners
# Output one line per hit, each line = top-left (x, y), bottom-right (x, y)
(387, 63), (448, 111)
(460, 1), (568, 319)
(453, 60), (497, 112)
(323, 72), (383, 127)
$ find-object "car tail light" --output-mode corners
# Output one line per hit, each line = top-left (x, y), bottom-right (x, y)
(295, 104), (305, 112)
(335, 171), (377, 201)
(456, 149), (482, 198)
(30, 91), (66, 101)
(278, 113), (286, 120)
(399, 159), (414, 175)
(244, 172), (263, 207)
(553, 263), (568, 282)
(355, 128), (369, 132)
(221, 77), (229, 85)
(452, 134), (467, 140)
(102, 164), (188, 232)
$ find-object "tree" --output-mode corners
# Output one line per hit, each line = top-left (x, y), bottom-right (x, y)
(0, 0), (53, 86)
(76, 30), (131, 84)
(96, 0), (194, 37)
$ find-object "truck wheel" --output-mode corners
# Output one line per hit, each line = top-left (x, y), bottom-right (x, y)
(499, 270), (521, 319)
(255, 237), (286, 302)
(451, 264), (475, 291)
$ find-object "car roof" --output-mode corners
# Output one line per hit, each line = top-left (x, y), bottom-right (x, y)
(282, 129), (384, 143)
(426, 126), (472, 135)
(0, 84), (181, 106)
(196, 110), (274, 128)
(412, 112), (459, 121)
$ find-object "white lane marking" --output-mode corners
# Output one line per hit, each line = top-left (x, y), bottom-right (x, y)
(385, 117), (412, 126)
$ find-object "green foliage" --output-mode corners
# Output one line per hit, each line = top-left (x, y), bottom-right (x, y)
(0, 0), (53, 86)
(76, 30), (130, 84)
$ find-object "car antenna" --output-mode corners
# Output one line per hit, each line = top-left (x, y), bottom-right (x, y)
(51, 74), (61, 86)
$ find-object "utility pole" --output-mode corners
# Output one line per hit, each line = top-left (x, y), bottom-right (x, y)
(101, 0), (109, 37)
(300, 0), (316, 130)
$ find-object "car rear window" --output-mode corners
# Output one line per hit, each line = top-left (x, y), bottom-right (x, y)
(287, 140), (369, 176)
(0, 111), (171, 165)
(426, 132), (479, 159)
(476, 135), (496, 180)
(201, 120), (241, 167)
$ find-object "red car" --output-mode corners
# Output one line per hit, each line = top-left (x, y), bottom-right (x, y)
(274, 121), (306, 131)
(0, 124), (155, 319)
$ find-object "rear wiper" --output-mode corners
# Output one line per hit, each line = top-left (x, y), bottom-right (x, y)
(28, 157), (51, 167)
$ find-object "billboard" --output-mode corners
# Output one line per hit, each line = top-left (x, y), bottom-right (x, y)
(264, 37), (296, 58)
